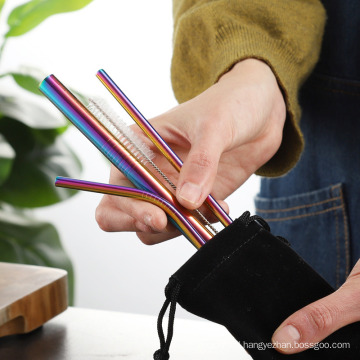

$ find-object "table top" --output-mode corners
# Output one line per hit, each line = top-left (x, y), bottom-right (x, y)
(0, 307), (252, 359)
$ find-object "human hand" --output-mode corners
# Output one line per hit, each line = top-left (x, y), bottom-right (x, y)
(95, 58), (286, 244)
(272, 259), (360, 353)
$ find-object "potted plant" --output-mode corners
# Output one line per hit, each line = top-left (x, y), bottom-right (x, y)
(0, 0), (94, 303)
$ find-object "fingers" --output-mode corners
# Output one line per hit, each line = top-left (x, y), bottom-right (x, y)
(150, 97), (228, 211)
(96, 191), (168, 230)
(96, 166), (171, 240)
(96, 194), (184, 244)
(176, 129), (224, 210)
(136, 201), (229, 245)
(272, 260), (360, 354)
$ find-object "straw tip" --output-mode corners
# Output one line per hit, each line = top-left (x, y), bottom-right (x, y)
(55, 176), (65, 184)
(38, 74), (55, 90)
(45, 74), (56, 81)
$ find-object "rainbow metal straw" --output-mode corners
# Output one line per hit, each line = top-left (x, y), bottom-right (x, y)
(96, 69), (233, 227)
(39, 75), (212, 248)
(56, 177), (204, 249)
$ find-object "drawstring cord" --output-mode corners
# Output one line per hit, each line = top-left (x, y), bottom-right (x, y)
(240, 211), (290, 245)
(239, 211), (270, 231)
(154, 280), (181, 360)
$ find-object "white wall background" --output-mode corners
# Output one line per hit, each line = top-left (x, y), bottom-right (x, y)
(1, 0), (260, 319)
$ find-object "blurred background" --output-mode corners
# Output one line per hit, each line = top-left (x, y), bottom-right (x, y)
(0, 0), (259, 319)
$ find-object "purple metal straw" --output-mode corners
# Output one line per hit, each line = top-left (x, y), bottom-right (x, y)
(55, 177), (204, 249)
(96, 69), (233, 227)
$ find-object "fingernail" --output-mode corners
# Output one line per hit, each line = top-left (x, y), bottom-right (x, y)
(178, 182), (202, 206)
(272, 325), (300, 350)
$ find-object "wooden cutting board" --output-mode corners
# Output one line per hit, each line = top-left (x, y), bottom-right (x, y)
(0, 262), (68, 337)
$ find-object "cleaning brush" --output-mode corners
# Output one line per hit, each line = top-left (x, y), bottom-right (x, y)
(88, 98), (218, 234)
(88, 98), (176, 191)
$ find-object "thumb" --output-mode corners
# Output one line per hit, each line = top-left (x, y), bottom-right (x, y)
(176, 135), (222, 210)
(271, 277), (360, 354)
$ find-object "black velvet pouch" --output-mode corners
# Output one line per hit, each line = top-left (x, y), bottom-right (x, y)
(154, 212), (360, 360)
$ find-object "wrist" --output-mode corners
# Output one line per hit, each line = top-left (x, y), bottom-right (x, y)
(218, 57), (286, 148)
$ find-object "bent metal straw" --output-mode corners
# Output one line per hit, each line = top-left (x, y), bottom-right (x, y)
(39, 75), (212, 248)
(55, 177), (204, 249)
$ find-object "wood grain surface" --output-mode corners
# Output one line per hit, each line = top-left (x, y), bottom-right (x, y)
(0, 262), (68, 337)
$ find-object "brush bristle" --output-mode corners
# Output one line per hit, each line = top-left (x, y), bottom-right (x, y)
(87, 98), (154, 165)
(88, 98), (178, 193)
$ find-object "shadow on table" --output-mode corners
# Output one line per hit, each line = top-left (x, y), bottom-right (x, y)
(0, 323), (67, 360)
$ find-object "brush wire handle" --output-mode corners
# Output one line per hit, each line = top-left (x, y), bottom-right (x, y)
(96, 69), (232, 227)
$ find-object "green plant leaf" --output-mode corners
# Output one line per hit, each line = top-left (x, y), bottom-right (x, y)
(0, 204), (74, 304)
(6, 0), (94, 37)
(0, 134), (15, 185)
(0, 95), (67, 129)
(0, 71), (89, 103)
(0, 118), (82, 208)
(6, 72), (42, 95)
(0, 0), (6, 20)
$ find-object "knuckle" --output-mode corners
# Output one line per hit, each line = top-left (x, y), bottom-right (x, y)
(95, 205), (112, 232)
(305, 303), (337, 332)
(189, 150), (214, 170)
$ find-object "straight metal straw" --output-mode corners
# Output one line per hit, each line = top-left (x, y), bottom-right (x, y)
(96, 69), (233, 227)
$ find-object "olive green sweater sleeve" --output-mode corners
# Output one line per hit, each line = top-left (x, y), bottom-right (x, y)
(171, 0), (326, 176)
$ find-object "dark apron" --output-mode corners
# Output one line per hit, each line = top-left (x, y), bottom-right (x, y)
(255, 0), (360, 289)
